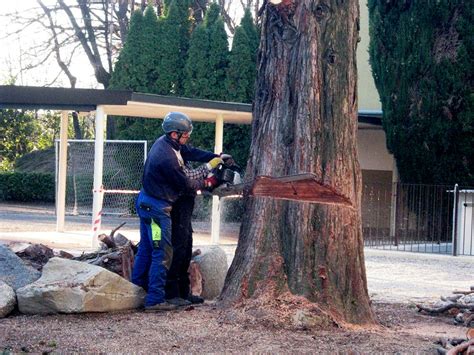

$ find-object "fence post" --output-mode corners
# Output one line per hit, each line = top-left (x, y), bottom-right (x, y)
(452, 183), (459, 256)
(390, 163), (399, 246)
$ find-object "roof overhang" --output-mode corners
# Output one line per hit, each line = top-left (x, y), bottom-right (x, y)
(0, 85), (383, 127)
(102, 93), (252, 124)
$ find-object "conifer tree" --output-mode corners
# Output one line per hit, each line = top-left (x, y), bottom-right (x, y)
(224, 8), (260, 167)
(109, 8), (160, 93)
(226, 8), (259, 103)
(155, 0), (192, 96)
(183, 3), (229, 155)
(109, 7), (162, 140)
(369, 1), (473, 184)
(184, 3), (228, 100)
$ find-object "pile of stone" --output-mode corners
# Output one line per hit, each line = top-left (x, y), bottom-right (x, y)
(0, 244), (145, 317)
(0, 240), (228, 317)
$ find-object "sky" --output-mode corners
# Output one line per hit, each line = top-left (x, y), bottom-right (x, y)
(0, 0), (104, 88)
(0, 1), (245, 89)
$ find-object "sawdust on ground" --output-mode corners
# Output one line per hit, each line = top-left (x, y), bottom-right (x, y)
(0, 301), (468, 353)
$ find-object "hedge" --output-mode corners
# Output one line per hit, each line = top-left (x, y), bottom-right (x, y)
(0, 172), (55, 202)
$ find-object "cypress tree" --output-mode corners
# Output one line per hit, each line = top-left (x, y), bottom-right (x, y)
(184, 3), (229, 100)
(155, 0), (192, 96)
(109, 7), (160, 92)
(226, 8), (259, 103)
(369, 1), (474, 184)
(184, 3), (230, 155)
(109, 7), (162, 140)
(224, 8), (260, 167)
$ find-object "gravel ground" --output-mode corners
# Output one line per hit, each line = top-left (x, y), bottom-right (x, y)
(0, 302), (468, 353)
(0, 202), (472, 353)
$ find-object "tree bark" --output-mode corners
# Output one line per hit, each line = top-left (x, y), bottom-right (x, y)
(221, 0), (374, 325)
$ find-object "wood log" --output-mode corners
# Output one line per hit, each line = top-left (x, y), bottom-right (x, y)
(73, 241), (135, 281)
(98, 234), (117, 249)
(446, 338), (474, 355)
(453, 290), (474, 295)
(416, 302), (474, 314)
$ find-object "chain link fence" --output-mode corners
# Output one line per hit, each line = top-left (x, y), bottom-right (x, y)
(55, 140), (147, 216)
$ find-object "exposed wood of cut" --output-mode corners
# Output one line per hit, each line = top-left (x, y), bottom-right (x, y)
(252, 174), (353, 207)
(214, 173), (353, 207)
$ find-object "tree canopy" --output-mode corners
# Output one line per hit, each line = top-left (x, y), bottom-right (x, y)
(369, 0), (474, 184)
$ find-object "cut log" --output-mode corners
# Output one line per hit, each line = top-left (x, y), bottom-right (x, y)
(98, 234), (117, 249)
(417, 302), (474, 314)
(446, 338), (474, 355)
(15, 244), (54, 271)
(453, 290), (474, 295)
(73, 241), (135, 281)
(213, 173), (353, 207)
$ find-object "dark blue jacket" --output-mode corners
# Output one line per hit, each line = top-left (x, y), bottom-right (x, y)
(142, 135), (217, 202)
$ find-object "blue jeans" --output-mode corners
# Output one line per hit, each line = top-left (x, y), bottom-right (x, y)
(132, 191), (173, 307)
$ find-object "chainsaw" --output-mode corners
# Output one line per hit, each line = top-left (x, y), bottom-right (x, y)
(209, 156), (242, 187)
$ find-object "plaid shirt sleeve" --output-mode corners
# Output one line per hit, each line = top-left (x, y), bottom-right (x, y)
(183, 162), (209, 180)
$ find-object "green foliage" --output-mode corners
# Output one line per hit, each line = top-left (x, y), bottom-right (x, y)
(226, 9), (259, 103)
(109, 8), (161, 92)
(184, 3), (228, 100)
(110, 7), (163, 140)
(0, 109), (59, 171)
(369, 1), (474, 184)
(0, 109), (36, 170)
(155, 0), (192, 96)
(0, 172), (55, 202)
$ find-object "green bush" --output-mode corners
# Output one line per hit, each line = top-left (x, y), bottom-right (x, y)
(0, 172), (55, 202)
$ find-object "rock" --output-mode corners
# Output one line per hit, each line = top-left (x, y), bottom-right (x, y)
(0, 281), (16, 317)
(192, 246), (228, 300)
(16, 257), (145, 314)
(292, 309), (333, 329)
(0, 244), (41, 290)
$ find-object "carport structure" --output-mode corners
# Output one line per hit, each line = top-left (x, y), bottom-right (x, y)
(0, 85), (252, 247)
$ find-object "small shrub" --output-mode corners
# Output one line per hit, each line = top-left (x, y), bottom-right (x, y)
(0, 172), (55, 202)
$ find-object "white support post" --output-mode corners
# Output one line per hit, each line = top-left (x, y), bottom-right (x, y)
(91, 106), (106, 248)
(211, 114), (224, 244)
(389, 160), (399, 241)
(56, 111), (69, 232)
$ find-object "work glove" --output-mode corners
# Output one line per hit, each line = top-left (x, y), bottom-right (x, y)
(206, 157), (223, 170)
(220, 153), (235, 167)
(203, 174), (219, 190)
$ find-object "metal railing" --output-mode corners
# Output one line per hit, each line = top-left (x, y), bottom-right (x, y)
(362, 182), (474, 256)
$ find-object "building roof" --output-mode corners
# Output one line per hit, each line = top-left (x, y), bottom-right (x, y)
(0, 85), (382, 126)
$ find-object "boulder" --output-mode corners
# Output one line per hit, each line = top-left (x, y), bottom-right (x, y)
(191, 246), (228, 300)
(0, 244), (41, 290)
(16, 257), (145, 314)
(0, 281), (16, 318)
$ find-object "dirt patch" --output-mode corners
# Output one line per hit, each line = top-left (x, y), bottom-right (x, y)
(0, 302), (468, 353)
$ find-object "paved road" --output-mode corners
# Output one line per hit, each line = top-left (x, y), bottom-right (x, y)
(1, 202), (472, 304)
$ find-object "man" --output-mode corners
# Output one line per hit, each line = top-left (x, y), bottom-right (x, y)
(131, 112), (222, 311)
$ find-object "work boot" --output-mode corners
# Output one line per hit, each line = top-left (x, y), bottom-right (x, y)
(144, 301), (178, 312)
(166, 297), (192, 307)
(187, 294), (204, 304)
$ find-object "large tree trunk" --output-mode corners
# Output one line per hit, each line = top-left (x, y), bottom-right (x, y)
(221, 0), (375, 325)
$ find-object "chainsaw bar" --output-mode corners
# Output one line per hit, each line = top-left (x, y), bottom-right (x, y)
(213, 173), (353, 208)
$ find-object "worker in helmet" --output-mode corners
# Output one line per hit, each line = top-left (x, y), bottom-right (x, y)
(132, 112), (223, 311)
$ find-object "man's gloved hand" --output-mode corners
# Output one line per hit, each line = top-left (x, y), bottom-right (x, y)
(220, 153), (235, 166)
(203, 174), (219, 190)
(206, 157), (223, 170)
